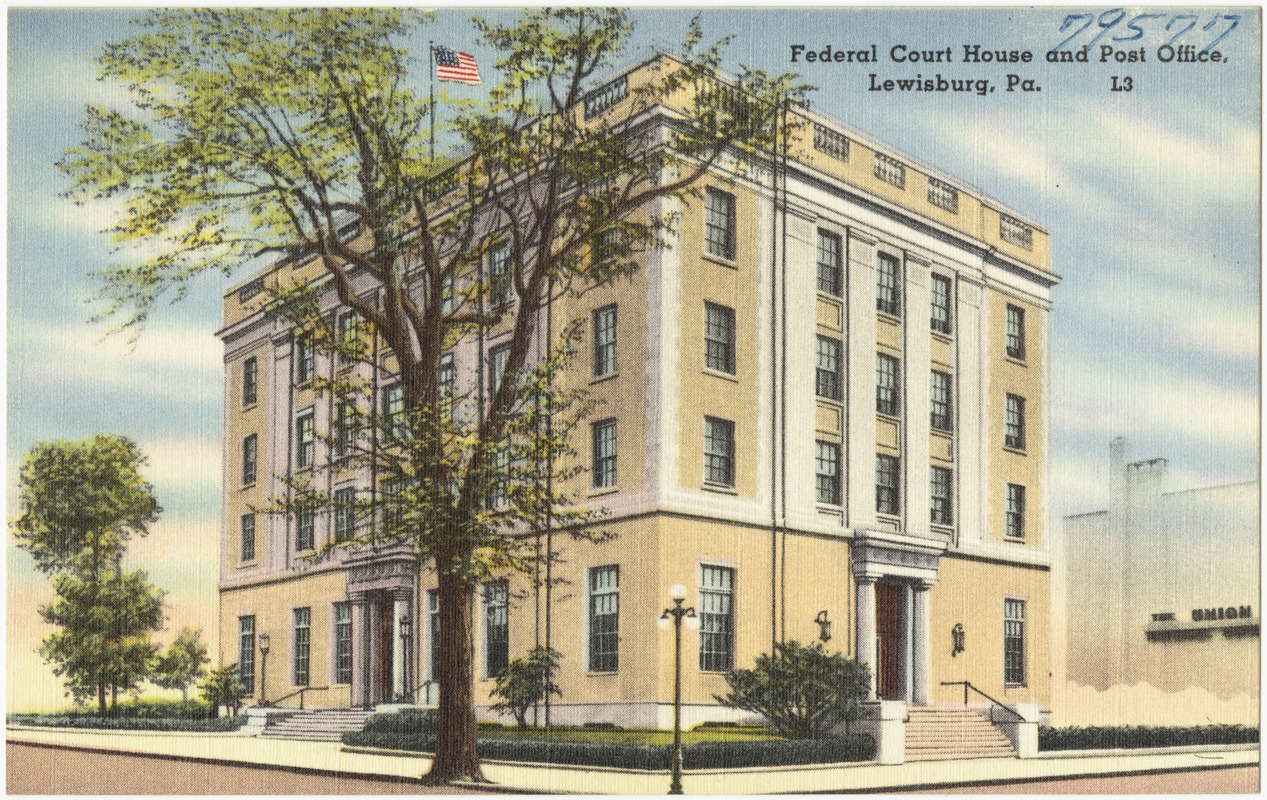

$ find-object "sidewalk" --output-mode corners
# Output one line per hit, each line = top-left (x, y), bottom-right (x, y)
(7, 724), (1259, 794)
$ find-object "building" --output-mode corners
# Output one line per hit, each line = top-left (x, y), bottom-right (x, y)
(1059, 438), (1259, 725)
(217, 57), (1058, 727)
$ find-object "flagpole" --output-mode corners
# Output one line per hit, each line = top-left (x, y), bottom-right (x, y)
(428, 41), (436, 162)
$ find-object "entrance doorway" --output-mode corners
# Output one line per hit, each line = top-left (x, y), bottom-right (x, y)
(375, 593), (394, 702)
(875, 583), (902, 700)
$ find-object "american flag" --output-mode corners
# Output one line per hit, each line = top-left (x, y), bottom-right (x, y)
(434, 46), (481, 85)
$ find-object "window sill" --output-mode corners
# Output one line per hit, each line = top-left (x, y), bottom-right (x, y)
(701, 482), (738, 495)
(877, 310), (902, 324)
(931, 329), (953, 343)
(590, 371), (619, 386)
(588, 486), (619, 498)
(930, 524), (954, 537)
(240, 482), (257, 490)
(701, 253), (738, 270)
(876, 410), (900, 422)
(1006, 355), (1028, 367)
(816, 290), (843, 303)
(1004, 536), (1027, 545)
(1003, 446), (1028, 456)
(816, 393), (843, 404)
(816, 502), (843, 512)
(586, 670), (619, 677)
(931, 425), (954, 436)
(703, 368), (738, 383)
(242, 402), (259, 412)
(238, 560), (258, 568)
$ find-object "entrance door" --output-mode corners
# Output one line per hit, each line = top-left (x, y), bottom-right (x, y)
(875, 583), (902, 700)
(375, 596), (394, 702)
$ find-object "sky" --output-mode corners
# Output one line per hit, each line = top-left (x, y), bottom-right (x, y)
(6, 7), (1260, 711)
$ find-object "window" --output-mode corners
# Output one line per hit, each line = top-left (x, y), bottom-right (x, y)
(589, 566), (619, 672)
(295, 337), (314, 383)
(489, 241), (512, 303)
(296, 509), (315, 551)
(293, 607), (311, 686)
(817, 230), (842, 296)
(238, 277), (264, 303)
(704, 302), (736, 374)
(815, 441), (841, 505)
(874, 153), (906, 188)
(703, 416), (735, 488)
(876, 353), (900, 416)
(238, 615), (256, 694)
(335, 402), (354, 456)
(241, 434), (258, 486)
(489, 343), (509, 397)
(591, 419), (617, 490)
(295, 410), (315, 468)
(1005, 394), (1026, 450)
(242, 356), (258, 406)
(927, 178), (959, 214)
(704, 187), (736, 261)
(484, 580), (509, 676)
(1000, 215), (1033, 250)
(813, 123), (850, 162)
(384, 384), (406, 440)
(930, 370), (953, 432)
(240, 513), (256, 562)
(584, 74), (628, 119)
(334, 487), (356, 542)
(428, 590), (440, 680)
(333, 602), (352, 684)
(876, 454), (900, 515)
(441, 274), (455, 316)
(1006, 484), (1026, 540)
(815, 336), (842, 400)
(592, 305), (617, 377)
(337, 311), (358, 364)
(380, 478), (405, 533)
(1006, 304), (1026, 360)
(931, 274), (952, 334)
(439, 354), (455, 409)
(699, 566), (734, 672)
(1004, 599), (1026, 685)
(930, 467), (953, 525)
(488, 448), (510, 509)
(876, 252), (901, 316)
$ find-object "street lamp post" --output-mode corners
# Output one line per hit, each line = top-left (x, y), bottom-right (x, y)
(258, 633), (270, 706)
(399, 614), (413, 703)
(658, 583), (699, 795)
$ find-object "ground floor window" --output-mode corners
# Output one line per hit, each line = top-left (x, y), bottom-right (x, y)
(292, 607), (311, 686)
(333, 602), (352, 684)
(1004, 598), (1026, 686)
(699, 565), (734, 672)
(428, 589), (440, 680)
(238, 615), (255, 693)
(484, 581), (509, 677)
(588, 566), (619, 672)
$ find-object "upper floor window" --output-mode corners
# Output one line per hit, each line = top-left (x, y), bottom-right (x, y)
(816, 336), (842, 401)
(1000, 215), (1034, 250)
(927, 177), (959, 214)
(876, 454), (900, 516)
(335, 402), (354, 456)
(295, 410), (315, 468)
(488, 447), (510, 509)
(296, 508), (315, 552)
(815, 441), (841, 505)
(1005, 394), (1026, 451)
(816, 229), (842, 296)
(384, 384), (406, 440)
(703, 416), (736, 488)
(334, 486), (356, 542)
(704, 187), (736, 261)
(813, 123), (850, 162)
(930, 274), (953, 334)
(699, 565), (735, 672)
(488, 343), (510, 397)
(1004, 598), (1026, 685)
(489, 241), (513, 304)
(1006, 483), (1026, 540)
(241, 434), (258, 486)
(588, 565), (620, 673)
(876, 353), (900, 417)
(242, 356), (258, 406)
(591, 419), (617, 490)
(876, 253), (901, 316)
(483, 580), (509, 677)
(930, 370), (953, 432)
(240, 513), (256, 562)
(930, 466), (953, 525)
(295, 337), (314, 384)
(592, 305), (617, 377)
(874, 153), (906, 189)
(238, 277), (265, 303)
(1006, 304), (1026, 360)
(704, 302), (736, 375)
(441, 274), (455, 316)
(337, 311), (358, 364)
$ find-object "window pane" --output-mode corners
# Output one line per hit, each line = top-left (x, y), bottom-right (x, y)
(490, 242), (512, 303)
(293, 607), (311, 686)
(1005, 394), (1026, 450)
(876, 454), (900, 515)
(703, 417), (735, 487)
(593, 305), (617, 376)
(592, 419), (617, 489)
(930, 371), (953, 432)
(334, 602), (353, 684)
(242, 356), (258, 406)
(1006, 305), (1026, 360)
(704, 302), (736, 374)
(876, 354), (900, 416)
(704, 188), (736, 261)
(1004, 599), (1026, 685)
(930, 467), (953, 525)
(384, 384), (406, 440)
(816, 230), (842, 296)
(815, 441), (841, 505)
(1006, 484), (1026, 540)
(240, 514), (255, 562)
(296, 509), (315, 551)
(489, 344), (509, 397)
(816, 337), (841, 400)
(335, 487), (355, 541)
(296, 411), (315, 468)
(699, 566), (734, 671)
(876, 253), (901, 316)
(238, 615), (255, 692)
(589, 566), (620, 672)
(484, 581), (509, 676)
(931, 274), (952, 334)
(242, 435), (257, 485)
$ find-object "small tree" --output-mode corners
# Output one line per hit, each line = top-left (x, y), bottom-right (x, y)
(715, 641), (871, 739)
(489, 647), (562, 728)
(152, 627), (210, 701)
(200, 664), (246, 717)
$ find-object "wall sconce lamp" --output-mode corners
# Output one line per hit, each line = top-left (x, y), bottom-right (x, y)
(951, 623), (965, 656)
(814, 610), (832, 644)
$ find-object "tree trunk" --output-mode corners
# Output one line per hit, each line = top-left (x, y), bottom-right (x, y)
(97, 684), (107, 716)
(423, 567), (485, 784)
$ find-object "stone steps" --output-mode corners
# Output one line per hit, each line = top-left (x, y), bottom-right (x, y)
(904, 706), (1016, 761)
(259, 708), (375, 741)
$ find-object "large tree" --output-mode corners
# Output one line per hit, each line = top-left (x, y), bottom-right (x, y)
(151, 627), (210, 701)
(60, 8), (804, 783)
(14, 436), (165, 713)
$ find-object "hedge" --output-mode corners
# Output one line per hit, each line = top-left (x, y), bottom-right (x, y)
(1039, 724), (1259, 751)
(343, 728), (874, 770)
(7, 714), (247, 732)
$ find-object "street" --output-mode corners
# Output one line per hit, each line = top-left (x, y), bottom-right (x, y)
(6, 742), (489, 795)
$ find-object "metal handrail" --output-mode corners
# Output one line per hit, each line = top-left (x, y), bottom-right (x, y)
(265, 685), (332, 710)
(393, 680), (435, 705)
(939, 680), (1025, 723)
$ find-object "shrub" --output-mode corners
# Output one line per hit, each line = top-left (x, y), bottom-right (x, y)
(361, 707), (437, 735)
(6, 713), (246, 732)
(683, 734), (874, 769)
(1039, 724), (1259, 751)
(715, 641), (870, 739)
(199, 664), (245, 717)
(479, 737), (670, 770)
(489, 647), (561, 727)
